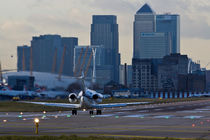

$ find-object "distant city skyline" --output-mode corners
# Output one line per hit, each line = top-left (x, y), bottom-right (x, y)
(0, 0), (210, 69)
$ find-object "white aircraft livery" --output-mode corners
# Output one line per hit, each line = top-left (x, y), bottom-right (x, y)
(23, 74), (148, 115)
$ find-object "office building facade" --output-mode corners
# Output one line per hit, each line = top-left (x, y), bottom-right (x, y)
(17, 45), (31, 71)
(178, 73), (206, 92)
(119, 64), (132, 87)
(139, 32), (170, 59)
(17, 35), (78, 76)
(91, 15), (120, 83)
(156, 14), (180, 53)
(132, 59), (162, 91)
(133, 3), (156, 59)
(158, 54), (189, 91)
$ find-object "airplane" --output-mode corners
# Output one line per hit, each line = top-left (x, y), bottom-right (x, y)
(0, 85), (39, 99)
(189, 92), (210, 97)
(22, 74), (148, 115)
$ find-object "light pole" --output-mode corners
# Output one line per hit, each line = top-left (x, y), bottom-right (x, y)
(34, 118), (39, 134)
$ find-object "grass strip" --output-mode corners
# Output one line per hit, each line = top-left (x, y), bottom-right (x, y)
(0, 135), (205, 140)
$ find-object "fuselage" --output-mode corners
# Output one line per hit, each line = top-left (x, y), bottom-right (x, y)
(70, 88), (103, 109)
(80, 96), (96, 109)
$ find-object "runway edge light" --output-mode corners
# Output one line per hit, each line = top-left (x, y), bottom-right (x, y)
(34, 118), (40, 134)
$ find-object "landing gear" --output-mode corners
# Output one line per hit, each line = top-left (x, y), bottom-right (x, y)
(89, 110), (94, 115)
(96, 110), (102, 115)
(89, 110), (102, 115)
(72, 109), (77, 115)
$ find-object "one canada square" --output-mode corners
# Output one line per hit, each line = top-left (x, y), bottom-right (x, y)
(91, 15), (120, 83)
(133, 3), (180, 59)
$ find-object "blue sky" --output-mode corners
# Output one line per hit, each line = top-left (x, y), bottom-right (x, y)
(0, 0), (210, 69)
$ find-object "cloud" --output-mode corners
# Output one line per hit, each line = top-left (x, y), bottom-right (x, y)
(0, 21), (38, 41)
(0, 0), (210, 68)
(182, 16), (210, 39)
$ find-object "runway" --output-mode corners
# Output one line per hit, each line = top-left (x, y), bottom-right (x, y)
(1, 99), (210, 139)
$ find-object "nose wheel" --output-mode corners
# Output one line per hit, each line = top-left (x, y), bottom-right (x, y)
(72, 109), (77, 115)
(96, 110), (102, 115)
(89, 110), (94, 115)
(89, 110), (102, 115)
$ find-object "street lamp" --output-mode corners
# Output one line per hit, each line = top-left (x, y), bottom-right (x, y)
(34, 118), (39, 134)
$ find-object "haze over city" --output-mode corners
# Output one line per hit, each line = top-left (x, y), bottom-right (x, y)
(1, 1), (210, 139)
(0, 0), (210, 69)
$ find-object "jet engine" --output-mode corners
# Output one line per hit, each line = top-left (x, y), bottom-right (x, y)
(68, 93), (78, 103)
(92, 94), (99, 100)
(92, 93), (103, 103)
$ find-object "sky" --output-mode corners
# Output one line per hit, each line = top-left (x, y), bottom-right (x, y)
(0, 0), (210, 69)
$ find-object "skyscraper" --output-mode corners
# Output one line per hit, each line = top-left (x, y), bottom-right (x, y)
(91, 15), (120, 83)
(62, 37), (78, 76)
(139, 32), (170, 58)
(31, 35), (61, 73)
(17, 45), (31, 71)
(17, 35), (78, 76)
(132, 3), (180, 90)
(133, 3), (156, 59)
(156, 14), (180, 53)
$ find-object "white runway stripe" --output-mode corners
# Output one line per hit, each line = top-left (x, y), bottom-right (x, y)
(123, 114), (148, 118)
(153, 115), (173, 119)
(183, 116), (203, 119)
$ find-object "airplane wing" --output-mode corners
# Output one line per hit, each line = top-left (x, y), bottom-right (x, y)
(21, 101), (80, 108)
(92, 102), (148, 109)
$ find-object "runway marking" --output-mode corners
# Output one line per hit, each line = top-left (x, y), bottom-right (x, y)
(195, 109), (210, 111)
(94, 114), (114, 117)
(153, 115), (173, 119)
(183, 116), (203, 119)
(154, 109), (162, 111)
(123, 114), (147, 118)
(138, 110), (149, 113)
(176, 110), (203, 113)
(115, 112), (125, 114)
(120, 108), (133, 111)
